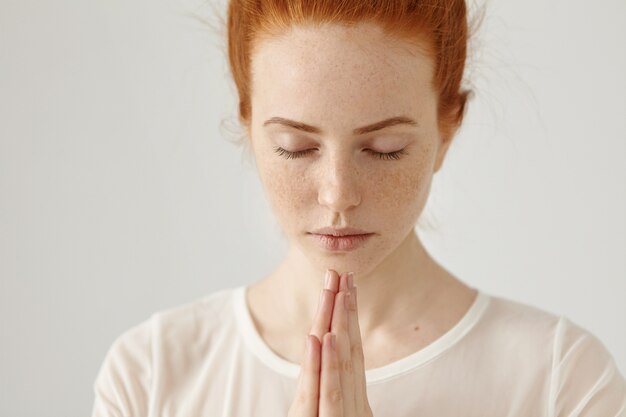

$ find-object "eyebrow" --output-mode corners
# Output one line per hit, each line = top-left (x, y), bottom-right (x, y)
(262, 115), (418, 135)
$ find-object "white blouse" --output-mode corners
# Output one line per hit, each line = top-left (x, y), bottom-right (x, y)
(91, 285), (626, 417)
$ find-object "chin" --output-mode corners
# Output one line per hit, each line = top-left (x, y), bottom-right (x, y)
(298, 235), (382, 275)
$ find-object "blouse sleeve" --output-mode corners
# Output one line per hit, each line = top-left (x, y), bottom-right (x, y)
(550, 316), (626, 417)
(91, 318), (153, 417)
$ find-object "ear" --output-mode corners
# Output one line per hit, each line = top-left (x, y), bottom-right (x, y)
(433, 92), (470, 173)
(433, 124), (458, 174)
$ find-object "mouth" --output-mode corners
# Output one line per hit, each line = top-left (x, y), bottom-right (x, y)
(307, 232), (374, 251)
(309, 226), (372, 236)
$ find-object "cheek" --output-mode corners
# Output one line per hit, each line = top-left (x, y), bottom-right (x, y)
(368, 148), (435, 222)
(372, 164), (429, 211)
(258, 161), (309, 215)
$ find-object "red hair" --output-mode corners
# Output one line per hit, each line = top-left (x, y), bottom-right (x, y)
(226, 0), (482, 142)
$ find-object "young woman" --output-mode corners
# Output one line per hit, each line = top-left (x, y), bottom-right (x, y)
(91, 1), (626, 416)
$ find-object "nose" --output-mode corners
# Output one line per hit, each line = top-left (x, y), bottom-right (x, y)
(317, 152), (361, 212)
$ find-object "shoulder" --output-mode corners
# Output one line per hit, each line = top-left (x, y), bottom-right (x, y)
(149, 286), (236, 340)
(91, 286), (239, 417)
(479, 291), (621, 367)
(483, 292), (559, 324)
(476, 292), (563, 349)
(481, 291), (622, 362)
(477, 292), (626, 416)
(110, 285), (236, 354)
(549, 315), (626, 417)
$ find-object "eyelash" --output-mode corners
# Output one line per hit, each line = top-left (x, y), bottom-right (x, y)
(272, 146), (407, 161)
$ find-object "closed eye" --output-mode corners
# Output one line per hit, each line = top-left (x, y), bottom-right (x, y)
(272, 147), (314, 160)
(366, 148), (407, 160)
(272, 146), (407, 161)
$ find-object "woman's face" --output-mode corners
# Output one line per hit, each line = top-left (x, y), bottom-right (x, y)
(248, 22), (453, 273)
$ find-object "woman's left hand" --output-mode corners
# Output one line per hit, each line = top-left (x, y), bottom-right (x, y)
(300, 270), (375, 417)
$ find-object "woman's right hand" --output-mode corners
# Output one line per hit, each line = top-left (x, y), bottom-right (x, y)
(287, 269), (373, 417)
(287, 269), (340, 417)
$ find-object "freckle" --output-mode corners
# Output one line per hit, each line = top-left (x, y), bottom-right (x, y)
(413, 326), (420, 331)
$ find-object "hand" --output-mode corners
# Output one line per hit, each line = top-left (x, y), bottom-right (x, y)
(287, 270), (374, 417)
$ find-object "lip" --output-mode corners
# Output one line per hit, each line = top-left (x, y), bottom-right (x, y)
(308, 232), (374, 251)
(309, 226), (371, 236)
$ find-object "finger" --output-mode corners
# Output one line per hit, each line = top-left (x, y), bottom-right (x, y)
(326, 269), (340, 292)
(346, 286), (369, 411)
(311, 270), (340, 342)
(290, 334), (321, 417)
(320, 332), (343, 417)
(331, 290), (355, 415)
(338, 272), (350, 292)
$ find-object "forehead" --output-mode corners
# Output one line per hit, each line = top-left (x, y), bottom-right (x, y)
(250, 22), (437, 131)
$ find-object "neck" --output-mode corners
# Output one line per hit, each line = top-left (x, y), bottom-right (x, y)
(260, 229), (443, 337)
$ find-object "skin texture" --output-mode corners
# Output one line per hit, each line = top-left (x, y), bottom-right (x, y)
(245, 22), (477, 371)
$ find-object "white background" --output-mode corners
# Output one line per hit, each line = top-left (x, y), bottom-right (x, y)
(1, 0), (624, 415)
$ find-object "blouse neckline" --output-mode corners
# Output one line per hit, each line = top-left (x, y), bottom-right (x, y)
(232, 283), (490, 383)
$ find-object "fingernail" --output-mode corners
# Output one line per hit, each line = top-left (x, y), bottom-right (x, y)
(330, 333), (336, 349)
(345, 290), (356, 310)
(324, 270), (331, 288)
(347, 272), (354, 289)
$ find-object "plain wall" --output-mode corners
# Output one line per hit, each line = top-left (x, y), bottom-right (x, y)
(0, 0), (624, 415)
